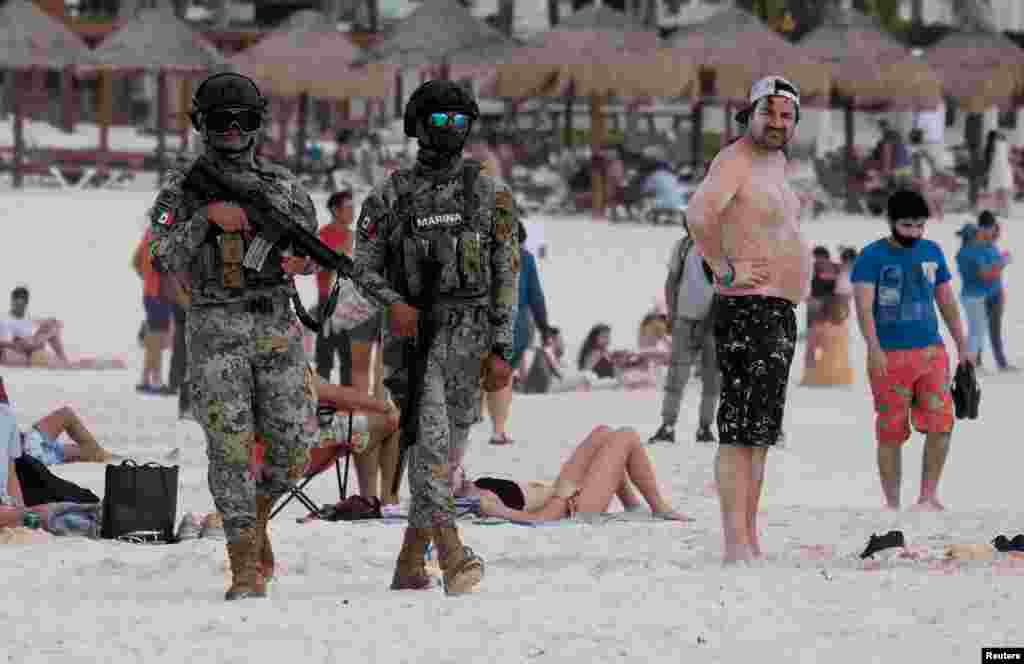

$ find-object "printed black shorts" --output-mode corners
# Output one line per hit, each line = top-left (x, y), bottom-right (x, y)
(714, 295), (797, 447)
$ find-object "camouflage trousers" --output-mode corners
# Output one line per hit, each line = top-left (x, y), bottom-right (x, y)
(407, 310), (488, 529)
(188, 298), (317, 542)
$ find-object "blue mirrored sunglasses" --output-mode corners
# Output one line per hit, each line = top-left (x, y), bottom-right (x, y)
(428, 111), (469, 130)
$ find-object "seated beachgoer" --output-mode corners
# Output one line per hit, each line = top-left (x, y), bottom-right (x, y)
(523, 327), (619, 394)
(0, 379), (118, 464)
(0, 286), (68, 367)
(452, 426), (689, 522)
(1, 390), (98, 535)
(577, 323), (650, 384)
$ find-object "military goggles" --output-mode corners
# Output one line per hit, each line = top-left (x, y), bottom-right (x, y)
(427, 111), (470, 130)
(205, 108), (263, 133)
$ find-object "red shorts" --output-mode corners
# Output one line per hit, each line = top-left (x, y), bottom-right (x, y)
(868, 345), (954, 446)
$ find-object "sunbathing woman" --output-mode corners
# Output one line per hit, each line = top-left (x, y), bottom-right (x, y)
(453, 426), (690, 522)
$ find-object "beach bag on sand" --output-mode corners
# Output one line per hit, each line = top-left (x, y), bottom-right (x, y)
(15, 455), (101, 507)
(100, 460), (179, 543)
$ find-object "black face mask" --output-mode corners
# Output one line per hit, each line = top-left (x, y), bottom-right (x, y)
(417, 115), (470, 167)
(891, 227), (920, 248)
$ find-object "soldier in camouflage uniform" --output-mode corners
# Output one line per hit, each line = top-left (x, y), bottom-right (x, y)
(149, 73), (319, 601)
(354, 81), (520, 595)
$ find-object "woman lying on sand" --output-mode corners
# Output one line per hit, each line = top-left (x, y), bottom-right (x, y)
(453, 426), (689, 522)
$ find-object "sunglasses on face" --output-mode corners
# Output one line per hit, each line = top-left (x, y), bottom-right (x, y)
(427, 111), (469, 130)
(895, 219), (926, 228)
(204, 108), (263, 133)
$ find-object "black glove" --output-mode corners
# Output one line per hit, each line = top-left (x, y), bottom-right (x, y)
(952, 362), (980, 420)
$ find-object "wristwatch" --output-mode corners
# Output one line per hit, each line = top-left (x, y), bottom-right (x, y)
(491, 344), (512, 363)
(719, 259), (736, 288)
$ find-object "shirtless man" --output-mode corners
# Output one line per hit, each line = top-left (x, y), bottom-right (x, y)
(687, 76), (811, 565)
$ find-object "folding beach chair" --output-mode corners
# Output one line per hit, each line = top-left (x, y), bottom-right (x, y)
(263, 404), (354, 520)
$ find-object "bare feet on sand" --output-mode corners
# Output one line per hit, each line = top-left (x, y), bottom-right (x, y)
(913, 498), (945, 512)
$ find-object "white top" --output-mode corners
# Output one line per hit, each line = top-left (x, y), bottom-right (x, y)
(0, 317), (36, 342)
(989, 139), (1015, 191)
(913, 108), (945, 145)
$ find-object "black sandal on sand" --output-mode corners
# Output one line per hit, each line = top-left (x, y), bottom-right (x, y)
(860, 530), (905, 559)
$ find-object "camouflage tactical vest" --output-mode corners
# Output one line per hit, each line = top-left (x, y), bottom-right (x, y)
(386, 160), (492, 304)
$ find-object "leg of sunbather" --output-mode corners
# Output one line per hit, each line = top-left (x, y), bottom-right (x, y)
(616, 480), (643, 511)
(34, 319), (68, 364)
(33, 406), (114, 462)
(574, 429), (686, 519)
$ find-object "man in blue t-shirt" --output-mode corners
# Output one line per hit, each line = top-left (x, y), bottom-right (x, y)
(851, 190), (968, 511)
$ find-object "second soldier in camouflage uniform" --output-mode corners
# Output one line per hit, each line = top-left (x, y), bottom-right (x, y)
(354, 81), (519, 595)
(149, 73), (319, 601)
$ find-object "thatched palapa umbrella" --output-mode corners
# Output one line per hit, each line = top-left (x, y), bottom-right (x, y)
(0, 0), (94, 187)
(230, 10), (397, 165)
(666, 5), (829, 179)
(667, 6), (830, 104)
(361, 0), (517, 116)
(925, 10), (1024, 205)
(800, 5), (943, 211)
(92, 5), (225, 179)
(491, 7), (694, 219)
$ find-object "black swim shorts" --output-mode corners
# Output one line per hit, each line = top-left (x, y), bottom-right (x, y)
(714, 295), (797, 447)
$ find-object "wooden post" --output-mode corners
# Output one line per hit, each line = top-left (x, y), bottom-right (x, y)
(965, 111), (983, 209)
(690, 100), (704, 176)
(156, 69), (168, 184)
(590, 91), (608, 221)
(295, 92), (310, 175)
(60, 66), (75, 133)
(12, 71), (24, 189)
(563, 81), (575, 149)
(98, 68), (113, 154)
(844, 100), (859, 213)
(179, 75), (192, 152)
(723, 102), (733, 144)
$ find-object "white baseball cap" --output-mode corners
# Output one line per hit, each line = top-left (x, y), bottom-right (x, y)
(735, 75), (801, 125)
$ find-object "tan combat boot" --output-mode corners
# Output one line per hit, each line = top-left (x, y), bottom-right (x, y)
(224, 528), (267, 601)
(390, 527), (434, 590)
(431, 525), (484, 596)
(255, 496), (275, 583)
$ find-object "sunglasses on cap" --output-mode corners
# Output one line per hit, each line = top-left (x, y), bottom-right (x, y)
(427, 111), (469, 130)
(204, 108), (263, 133)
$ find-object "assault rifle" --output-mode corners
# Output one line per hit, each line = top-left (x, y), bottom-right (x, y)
(184, 158), (388, 331)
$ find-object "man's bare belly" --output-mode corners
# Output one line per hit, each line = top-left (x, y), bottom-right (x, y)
(718, 191), (810, 304)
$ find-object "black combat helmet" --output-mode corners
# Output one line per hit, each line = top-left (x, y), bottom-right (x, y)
(404, 80), (480, 138)
(189, 72), (267, 125)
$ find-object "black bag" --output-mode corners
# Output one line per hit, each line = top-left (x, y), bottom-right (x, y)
(100, 460), (179, 543)
(14, 455), (101, 507)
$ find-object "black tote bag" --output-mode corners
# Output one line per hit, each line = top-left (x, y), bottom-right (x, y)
(100, 460), (179, 543)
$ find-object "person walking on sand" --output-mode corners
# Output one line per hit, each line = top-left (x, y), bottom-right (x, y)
(851, 189), (969, 512)
(687, 76), (810, 565)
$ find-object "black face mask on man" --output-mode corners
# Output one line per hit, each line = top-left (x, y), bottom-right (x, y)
(890, 223), (922, 248)
(418, 110), (471, 162)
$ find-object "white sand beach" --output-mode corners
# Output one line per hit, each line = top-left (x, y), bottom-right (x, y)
(1, 182), (1023, 663)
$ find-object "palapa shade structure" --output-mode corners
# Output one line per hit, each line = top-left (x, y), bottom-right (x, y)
(667, 6), (830, 104)
(490, 7), (694, 219)
(799, 6), (942, 212)
(925, 28), (1024, 113)
(362, 0), (516, 70)
(0, 0), (95, 187)
(229, 11), (395, 101)
(92, 5), (225, 177)
(800, 5), (941, 110)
